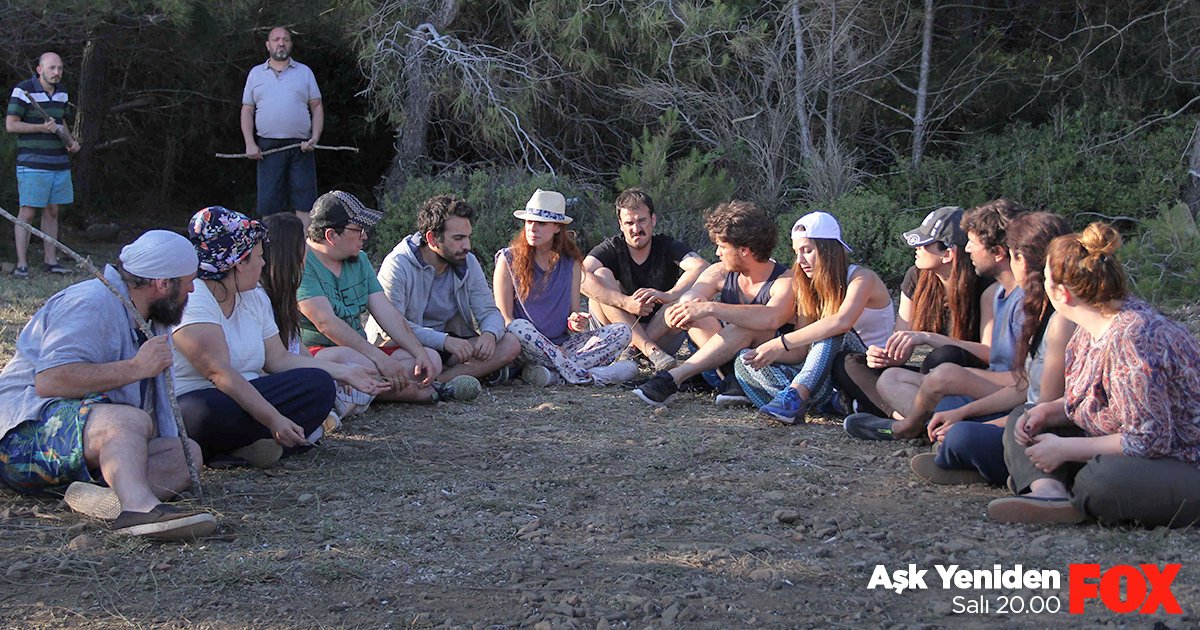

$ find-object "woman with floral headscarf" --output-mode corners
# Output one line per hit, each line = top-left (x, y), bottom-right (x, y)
(173, 207), (388, 467)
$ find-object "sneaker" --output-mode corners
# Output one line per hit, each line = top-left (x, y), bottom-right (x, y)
(843, 412), (895, 441)
(632, 370), (679, 406)
(12, 265), (28, 278)
(987, 496), (1084, 524)
(647, 347), (679, 372)
(830, 389), (856, 416)
(112, 504), (217, 540)
(63, 481), (121, 520)
(433, 374), (482, 402)
(230, 438), (283, 468)
(714, 377), (751, 407)
(322, 412), (342, 435)
(589, 360), (639, 386)
(43, 263), (72, 274)
(484, 364), (513, 387)
(910, 452), (986, 485)
(520, 364), (561, 387)
(760, 387), (807, 424)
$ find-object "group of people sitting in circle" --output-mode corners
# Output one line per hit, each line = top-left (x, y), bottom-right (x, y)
(0, 187), (1198, 540)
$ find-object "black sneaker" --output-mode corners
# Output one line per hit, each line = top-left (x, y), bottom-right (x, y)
(483, 364), (512, 387)
(843, 412), (895, 441)
(44, 263), (72, 274)
(714, 376), (751, 407)
(632, 370), (678, 406)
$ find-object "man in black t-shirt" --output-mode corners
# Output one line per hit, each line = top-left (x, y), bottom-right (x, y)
(582, 188), (708, 371)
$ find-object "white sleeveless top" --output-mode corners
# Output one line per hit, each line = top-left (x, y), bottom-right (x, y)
(848, 264), (895, 348)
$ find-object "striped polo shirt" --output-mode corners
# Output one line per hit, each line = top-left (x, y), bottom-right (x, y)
(6, 77), (70, 171)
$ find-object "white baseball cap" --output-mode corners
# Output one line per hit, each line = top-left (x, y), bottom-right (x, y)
(791, 211), (851, 251)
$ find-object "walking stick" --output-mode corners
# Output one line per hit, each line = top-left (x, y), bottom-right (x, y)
(14, 89), (78, 150)
(215, 143), (359, 158)
(0, 206), (203, 500)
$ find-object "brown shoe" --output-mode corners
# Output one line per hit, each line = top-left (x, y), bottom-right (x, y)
(112, 504), (217, 540)
(987, 496), (1084, 524)
(910, 452), (986, 485)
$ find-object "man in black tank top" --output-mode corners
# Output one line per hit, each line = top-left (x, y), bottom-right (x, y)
(583, 188), (709, 372)
(633, 201), (795, 406)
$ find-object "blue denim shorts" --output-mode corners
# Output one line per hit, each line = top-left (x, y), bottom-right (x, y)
(16, 165), (74, 207)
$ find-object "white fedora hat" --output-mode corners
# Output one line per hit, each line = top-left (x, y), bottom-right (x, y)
(513, 189), (573, 224)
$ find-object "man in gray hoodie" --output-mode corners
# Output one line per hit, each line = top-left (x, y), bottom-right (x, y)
(367, 195), (521, 384)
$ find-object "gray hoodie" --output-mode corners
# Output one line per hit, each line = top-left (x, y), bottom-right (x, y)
(365, 232), (506, 350)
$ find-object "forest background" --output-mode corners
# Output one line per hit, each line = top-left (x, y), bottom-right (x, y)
(2, 0), (1199, 304)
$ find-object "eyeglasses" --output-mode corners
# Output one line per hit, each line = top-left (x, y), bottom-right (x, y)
(342, 226), (369, 238)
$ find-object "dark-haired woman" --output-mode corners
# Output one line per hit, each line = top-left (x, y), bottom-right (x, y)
(832, 206), (997, 419)
(989, 223), (1200, 527)
(911, 211), (1074, 485)
(493, 190), (636, 386)
(261, 213), (374, 419)
(173, 207), (386, 467)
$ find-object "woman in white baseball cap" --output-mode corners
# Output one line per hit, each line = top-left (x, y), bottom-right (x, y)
(733, 211), (895, 424)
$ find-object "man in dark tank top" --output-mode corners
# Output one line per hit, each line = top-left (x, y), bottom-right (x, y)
(633, 200), (794, 406)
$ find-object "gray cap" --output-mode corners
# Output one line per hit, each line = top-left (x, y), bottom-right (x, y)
(902, 206), (967, 249)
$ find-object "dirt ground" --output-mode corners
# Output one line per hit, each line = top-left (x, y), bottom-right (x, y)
(3, 271), (1200, 628)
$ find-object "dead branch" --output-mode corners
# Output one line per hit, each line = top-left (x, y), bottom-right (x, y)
(215, 144), (360, 158)
(0, 205), (203, 500)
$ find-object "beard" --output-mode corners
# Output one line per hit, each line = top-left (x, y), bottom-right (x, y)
(148, 291), (188, 327)
(271, 48), (291, 61)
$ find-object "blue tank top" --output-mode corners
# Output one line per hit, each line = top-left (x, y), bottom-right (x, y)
(719, 262), (787, 305)
(500, 248), (574, 345)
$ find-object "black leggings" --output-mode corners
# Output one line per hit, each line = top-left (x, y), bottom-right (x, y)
(831, 345), (987, 417)
(178, 368), (336, 459)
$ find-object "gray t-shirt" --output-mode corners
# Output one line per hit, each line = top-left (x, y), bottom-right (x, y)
(988, 284), (1025, 372)
(0, 266), (176, 439)
(241, 59), (322, 140)
(422, 269), (458, 333)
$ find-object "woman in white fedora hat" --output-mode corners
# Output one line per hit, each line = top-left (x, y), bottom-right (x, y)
(493, 189), (637, 386)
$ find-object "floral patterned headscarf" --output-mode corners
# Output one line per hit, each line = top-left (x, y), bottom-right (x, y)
(187, 206), (268, 280)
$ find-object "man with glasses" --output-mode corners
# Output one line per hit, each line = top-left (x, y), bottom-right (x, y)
(298, 191), (480, 404)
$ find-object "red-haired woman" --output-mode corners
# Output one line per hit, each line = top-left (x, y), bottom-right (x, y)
(494, 190), (635, 386)
(990, 223), (1200, 527)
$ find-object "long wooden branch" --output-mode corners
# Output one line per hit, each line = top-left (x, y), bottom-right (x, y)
(0, 206), (203, 500)
(16, 89), (78, 149)
(215, 143), (360, 158)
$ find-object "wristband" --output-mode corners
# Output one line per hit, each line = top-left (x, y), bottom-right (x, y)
(780, 333), (791, 352)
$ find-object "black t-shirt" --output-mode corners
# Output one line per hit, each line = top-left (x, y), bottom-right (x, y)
(588, 234), (692, 295)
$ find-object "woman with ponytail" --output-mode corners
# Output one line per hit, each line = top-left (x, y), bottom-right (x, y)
(989, 223), (1200, 527)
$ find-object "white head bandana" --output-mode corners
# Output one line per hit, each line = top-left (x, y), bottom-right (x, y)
(119, 230), (199, 279)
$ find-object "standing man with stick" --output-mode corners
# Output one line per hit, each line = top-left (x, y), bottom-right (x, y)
(241, 26), (323, 226)
(5, 52), (80, 278)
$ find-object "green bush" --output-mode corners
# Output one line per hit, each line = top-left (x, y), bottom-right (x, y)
(374, 168), (608, 274)
(872, 107), (1190, 225)
(1122, 202), (1200, 307)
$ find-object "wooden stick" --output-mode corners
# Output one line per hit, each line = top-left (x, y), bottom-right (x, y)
(215, 143), (360, 158)
(15, 89), (78, 149)
(0, 205), (203, 500)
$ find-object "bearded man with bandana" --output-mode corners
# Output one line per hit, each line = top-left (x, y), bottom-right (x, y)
(0, 231), (217, 540)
